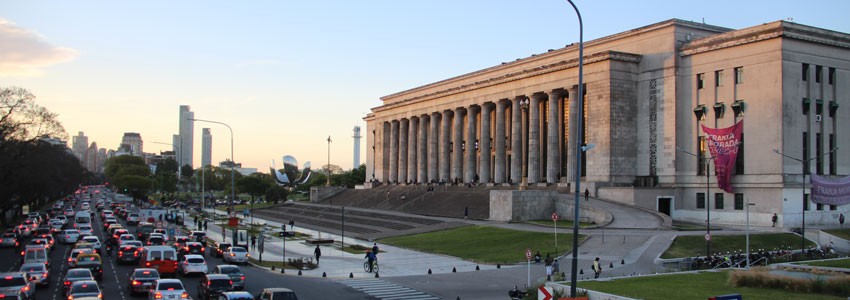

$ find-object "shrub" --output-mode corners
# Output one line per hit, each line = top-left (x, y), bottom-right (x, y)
(729, 268), (850, 297)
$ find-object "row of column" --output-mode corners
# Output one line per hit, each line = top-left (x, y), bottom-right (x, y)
(383, 89), (574, 185)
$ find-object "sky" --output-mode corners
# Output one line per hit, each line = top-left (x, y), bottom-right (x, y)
(1, 0), (849, 172)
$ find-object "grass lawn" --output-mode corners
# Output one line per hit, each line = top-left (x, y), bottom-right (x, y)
(379, 225), (584, 264)
(823, 229), (850, 240)
(577, 271), (846, 300)
(249, 258), (297, 270)
(799, 258), (850, 269)
(528, 220), (595, 228)
(661, 233), (815, 258)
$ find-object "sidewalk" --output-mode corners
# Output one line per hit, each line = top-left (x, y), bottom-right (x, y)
(195, 208), (508, 279)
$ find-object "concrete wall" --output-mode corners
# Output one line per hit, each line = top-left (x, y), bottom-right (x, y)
(555, 199), (612, 226)
(489, 190), (558, 222)
(817, 230), (850, 253)
(310, 186), (347, 203)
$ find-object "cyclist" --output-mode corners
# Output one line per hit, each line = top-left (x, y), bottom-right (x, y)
(105, 243), (113, 257)
(364, 250), (377, 272)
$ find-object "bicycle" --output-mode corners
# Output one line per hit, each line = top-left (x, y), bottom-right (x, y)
(363, 260), (379, 273)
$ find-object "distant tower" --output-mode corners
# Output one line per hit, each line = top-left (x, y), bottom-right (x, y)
(352, 126), (361, 169)
(178, 105), (194, 168)
(201, 128), (212, 168)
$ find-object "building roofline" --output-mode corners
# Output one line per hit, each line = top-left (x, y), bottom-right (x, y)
(681, 20), (850, 56)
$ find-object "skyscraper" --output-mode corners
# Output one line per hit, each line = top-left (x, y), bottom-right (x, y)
(85, 142), (98, 172)
(202, 128), (212, 168)
(352, 126), (361, 169)
(72, 131), (88, 161)
(121, 132), (143, 156)
(178, 105), (194, 168)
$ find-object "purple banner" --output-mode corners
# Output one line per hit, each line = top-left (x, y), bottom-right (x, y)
(701, 121), (743, 193)
(811, 175), (850, 205)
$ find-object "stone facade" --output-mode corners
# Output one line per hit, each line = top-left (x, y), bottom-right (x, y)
(364, 19), (850, 227)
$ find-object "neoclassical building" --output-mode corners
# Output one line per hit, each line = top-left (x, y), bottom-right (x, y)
(364, 19), (850, 227)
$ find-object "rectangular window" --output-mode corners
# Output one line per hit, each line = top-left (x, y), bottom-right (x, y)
(715, 70), (724, 87)
(830, 205), (837, 211)
(697, 73), (705, 90)
(803, 132), (809, 175)
(734, 193), (744, 210)
(830, 134), (836, 175)
(803, 63), (809, 81)
(829, 67), (836, 85)
(804, 193), (810, 211)
(715, 193), (724, 209)
(697, 193), (705, 209)
(697, 136), (706, 176)
(816, 66), (822, 83)
(735, 67), (744, 84)
(816, 203), (823, 211)
(735, 133), (745, 175)
(816, 133), (823, 175)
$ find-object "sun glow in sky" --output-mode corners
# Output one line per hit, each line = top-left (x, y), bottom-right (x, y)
(2, 1), (848, 171)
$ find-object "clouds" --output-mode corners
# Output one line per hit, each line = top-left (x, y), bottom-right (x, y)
(0, 18), (77, 77)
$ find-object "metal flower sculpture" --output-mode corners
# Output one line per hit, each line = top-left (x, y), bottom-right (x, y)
(270, 155), (312, 187)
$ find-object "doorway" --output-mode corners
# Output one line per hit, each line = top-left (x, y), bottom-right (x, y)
(658, 197), (672, 216)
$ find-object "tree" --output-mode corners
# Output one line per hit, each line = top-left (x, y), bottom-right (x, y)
(180, 164), (194, 179)
(237, 175), (271, 204)
(0, 87), (66, 143)
(264, 185), (288, 204)
(104, 155), (152, 200)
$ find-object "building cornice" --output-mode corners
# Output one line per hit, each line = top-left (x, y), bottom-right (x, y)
(371, 51), (641, 114)
(681, 20), (850, 56)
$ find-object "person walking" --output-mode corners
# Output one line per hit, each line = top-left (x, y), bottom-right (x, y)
(584, 188), (590, 201)
(250, 235), (257, 250)
(314, 245), (322, 265)
(840, 213), (845, 229)
(552, 259), (560, 277)
(772, 213), (778, 227)
(289, 220), (295, 230)
(544, 254), (553, 277)
(592, 257), (602, 279)
(203, 220), (208, 231)
(464, 206), (469, 220)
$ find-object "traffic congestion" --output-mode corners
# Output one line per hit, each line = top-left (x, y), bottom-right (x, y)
(0, 186), (304, 300)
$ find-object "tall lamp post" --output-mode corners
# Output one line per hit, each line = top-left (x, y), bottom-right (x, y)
(327, 136), (332, 186)
(565, 0), (584, 297)
(189, 118), (235, 220)
(773, 147), (838, 255)
(676, 147), (715, 256)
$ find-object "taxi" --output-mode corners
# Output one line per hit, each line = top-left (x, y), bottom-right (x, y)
(74, 253), (103, 281)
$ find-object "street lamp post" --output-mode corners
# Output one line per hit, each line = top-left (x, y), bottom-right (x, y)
(676, 146), (715, 257)
(327, 136), (332, 186)
(746, 200), (755, 269)
(773, 147), (838, 255)
(565, 0), (584, 297)
(188, 118), (235, 222)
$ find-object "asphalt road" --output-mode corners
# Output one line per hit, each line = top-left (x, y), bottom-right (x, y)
(0, 200), (375, 300)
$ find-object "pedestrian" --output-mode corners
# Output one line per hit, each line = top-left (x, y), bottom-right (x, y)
(372, 242), (379, 257)
(592, 257), (602, 279)
(552, 259), (560, 275)
(203, 220), (208, 231)
(464, 206), (469, 220)
(584, 188), (590, 201)
(251, 235), (257, 250)
(544, 254), (553, 277)
(534, 251), (542, 263)
(314, 245), (322, 265)
(772, 213), (778, 227)
(840, 213), (845, 229)
(289, 220), (295, 230)
(385, 191), (390, 200)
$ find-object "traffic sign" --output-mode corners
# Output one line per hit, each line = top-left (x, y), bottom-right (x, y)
(526, 248), (532, 260)
(538, 286), (553, 300)
(228, 217), (239, 228)
(551, 212), (559, 222)
(705, 233), (711, 241)
(175, 228), (181, 236)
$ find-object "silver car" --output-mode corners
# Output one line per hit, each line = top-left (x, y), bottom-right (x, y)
(149, 279), (188, 300)
(223, 247), (249, 265)
(0, 272), (35, 299)
(212, 265), (245, 290)
(0, 233), (18, 248)
(19, 263), (48, 287)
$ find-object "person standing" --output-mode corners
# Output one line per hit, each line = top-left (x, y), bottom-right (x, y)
(289, 220), (295, 230)
(372, 243), (379, 257)
(592, 257), (602, 279)
(464, 206), (469, 220)
(250, 235), (257, 250)
(772, 213), (778, 227)
(203, 220), (208, 231)
(544, 254), (553, 277)
(584, 188), (590, 201)
(314, 245), (322, 265)
(840, 213), (845, 229)
(552, 259), (560, 276)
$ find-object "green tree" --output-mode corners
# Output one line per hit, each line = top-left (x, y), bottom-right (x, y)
(105, 155), (152, 200)
(237, 175), (271, 204)
(180, 164), (194, 179)
(264, 185), (288, 204)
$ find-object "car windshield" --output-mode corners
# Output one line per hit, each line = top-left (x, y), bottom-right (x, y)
(208, 279), (231, 288)
(158, 282), (183, 290)
(71, 283), (99, 293)
(0, 277), (26, 287)
(272, 292), (298, 300)
(219, 267), (241, 275)
(134, 271), (159, 279)
(67, 269), (91, 277)
(230, 247), (246, 253)
(187, 258), (205, 263)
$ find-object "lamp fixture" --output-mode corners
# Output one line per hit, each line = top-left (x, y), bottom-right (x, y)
(731, 100), (745, 117)
(713, 102), (726, 119)
(693, 105), (707, 121)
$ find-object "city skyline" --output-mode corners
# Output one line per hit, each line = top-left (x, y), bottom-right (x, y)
(2, 1), (848, 170)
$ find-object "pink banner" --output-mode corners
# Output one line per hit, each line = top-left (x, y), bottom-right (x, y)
(701, 121), (743, 193)
(811, 175), (850, 205)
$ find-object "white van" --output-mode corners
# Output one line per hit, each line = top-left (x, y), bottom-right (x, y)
(74, 211), (91, 227)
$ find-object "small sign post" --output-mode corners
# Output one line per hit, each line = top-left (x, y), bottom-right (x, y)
(526, 248), (532, 287)
(552, 212), (559, 254)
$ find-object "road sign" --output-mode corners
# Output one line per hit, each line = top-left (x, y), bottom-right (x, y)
(526, 248), (532, 260)
(175, 228), (181, 236)
(705, 233), (711, 241)
(551, 212), (559, 222)
(155, 221), (164, 229)
(538, 286), (553, 300)
(228, 217), (239, 228)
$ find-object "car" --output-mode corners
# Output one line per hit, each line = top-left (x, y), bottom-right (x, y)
(256, 288), (299, 300)
(49, 221), (64, 234)
(76, 225), (93, 237)
(18, 263), (48, 287)
(178, 254), (208, 276)
(55, 215), (68, 225)
(74, 253), (103, 281)
(117, 245), (141, 264)
(0, 272), (36, 300)
(127, 213), (141, 225)
(180, 242), (205, 257)
(110, 229), (130, 245)
(61, 229), (81, 244)
(66, 280), (101, 300)
(64, 209), (76, 217)
(102, 220), (117, 231)
(67, 248), (94, 268)
(223, 246), (249, 264)
(22, 248), (48, 268)
(121, 240), (143, 248)
(137, 223), (155, 240)
(26, 239), (50, 252)
(172, 236), (190, 249)
(107, 223), (125, 236)
(190, 231), (207, 243)
(79, 236), (101, 253)
(197, 274), (233, 300)
(211, 242), (231, 258)
(216, 291), (253, 300)
(128, 268), (160, 295)
(211, 265), (245, 291)
(0, 233), (18, 248)
(100, 210), (113, 220)
(149, 279), (189, 300)
(15, 225), (32, 238)
(147, 235), (166, 246)
(153, 229), (169, 241)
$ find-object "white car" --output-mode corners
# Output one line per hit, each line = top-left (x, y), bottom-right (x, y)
(149, 279), (188, 300)
(224, 246), (250, 264)
(56, 215), (68, 225)
(80, 236), (102, 252)
(179, 254), (208, 275)
(77, 225), (93, 236)
(62, 229), (81, 244)
(120, 240), (143, 247)
(152, 229), (169, 241)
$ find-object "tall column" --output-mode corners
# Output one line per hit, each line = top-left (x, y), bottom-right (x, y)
(428, 112), (440, 183)
(566, 87), (579, 183)
(389, 120), (399, 183)
(418, 115), (428, 183)
(479, 103), (492, 184)
(465, 105), (478, 183)
(452, 108), (465, 183)
(528, 94), (541, 183)
(510, 97), (523, 184)
(494, 100), (507, 183)
(407, 117), (418, 183)
(547, 91), (561, 184)
(398, 119), (409, 184)
(439, 110), (452, 182)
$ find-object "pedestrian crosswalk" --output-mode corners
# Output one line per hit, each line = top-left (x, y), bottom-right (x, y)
(337, 278), (441, 300)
